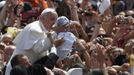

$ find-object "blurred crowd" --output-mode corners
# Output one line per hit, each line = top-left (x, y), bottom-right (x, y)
(0, 0), (133, 75)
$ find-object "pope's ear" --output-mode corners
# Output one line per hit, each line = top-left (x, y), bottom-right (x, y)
(38, 16), (42, 23)
(39, 15), (43, 20)
(39, 15), (46, 21)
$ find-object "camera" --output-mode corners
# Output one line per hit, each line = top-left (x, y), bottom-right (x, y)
(97, 35), (105, 46)
(84, 11), (93, 16)
(122, 17), (129, 24)
(78, 9), (93, 16)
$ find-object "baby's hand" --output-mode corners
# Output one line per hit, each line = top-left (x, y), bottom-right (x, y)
(53, 38), (65, 47)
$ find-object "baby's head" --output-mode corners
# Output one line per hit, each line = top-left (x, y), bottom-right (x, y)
(52, 16), (70, 32)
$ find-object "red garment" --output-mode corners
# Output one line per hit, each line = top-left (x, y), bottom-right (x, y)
(22, 0), (48, 9)
(21, 8), (40, 22)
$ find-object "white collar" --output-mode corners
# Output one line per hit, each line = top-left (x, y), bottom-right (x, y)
(39, 21), (48, 33)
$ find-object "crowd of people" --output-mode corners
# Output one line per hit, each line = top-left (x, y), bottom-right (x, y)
(0, 0), (133, 75)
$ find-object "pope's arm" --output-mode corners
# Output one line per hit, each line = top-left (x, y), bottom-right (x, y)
(30, 28), (52, 53)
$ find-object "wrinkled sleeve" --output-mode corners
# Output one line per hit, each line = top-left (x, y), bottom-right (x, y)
(32, 39), (47, 53)
(30, 28), (51, 53)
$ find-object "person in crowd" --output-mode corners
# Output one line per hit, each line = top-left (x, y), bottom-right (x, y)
(0, 41), (5, 74)
(112, 0), (127, 16)
(10, 52), (58, 75)
(22, 0), (48, 10)
(10, 44), (67, 75)
(4, 45), (15, 64)
(52, 16), (76, 61)
(0, 33), (13, 46)
(10, 65), (29, 75)
(51, 16), (88, 70)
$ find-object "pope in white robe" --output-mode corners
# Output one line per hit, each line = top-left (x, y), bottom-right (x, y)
(5, 8), (58, 75)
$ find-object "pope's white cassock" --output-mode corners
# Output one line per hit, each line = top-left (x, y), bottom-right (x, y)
(5, 21), (56, 75)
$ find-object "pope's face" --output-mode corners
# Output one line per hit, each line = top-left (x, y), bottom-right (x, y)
(41, 13), (58, 31)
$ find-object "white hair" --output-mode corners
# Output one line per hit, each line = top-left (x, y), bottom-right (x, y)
(41, 8), (57, 16)
(0, 33), (13, 42)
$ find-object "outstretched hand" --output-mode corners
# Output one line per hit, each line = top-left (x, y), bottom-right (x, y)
(95, 43), (105, 63)
(64, 0), (76, 7)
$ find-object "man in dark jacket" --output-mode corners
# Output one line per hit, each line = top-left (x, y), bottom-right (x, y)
(10, 52), (59, 75)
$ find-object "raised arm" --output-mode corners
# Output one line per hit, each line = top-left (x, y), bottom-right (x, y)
(65, 0), (79, 21)
(0, 0), (12, 26)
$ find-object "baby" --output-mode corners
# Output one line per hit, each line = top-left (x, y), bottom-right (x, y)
(52, 16), (76, 60)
